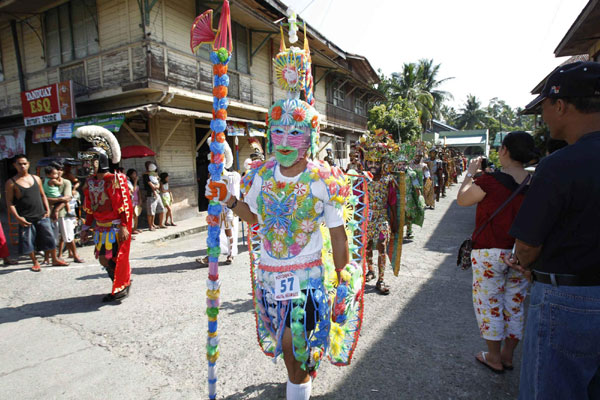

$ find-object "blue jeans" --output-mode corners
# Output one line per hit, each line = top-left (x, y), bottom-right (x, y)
(519, 281), (600, 399)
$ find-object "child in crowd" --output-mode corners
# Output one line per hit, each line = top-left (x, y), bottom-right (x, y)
(43, 166), (70, 219)
(126, 169), (142, 234)
(159, 172), (175, 226)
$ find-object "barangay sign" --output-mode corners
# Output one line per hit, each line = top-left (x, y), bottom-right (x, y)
(20, 81), (76, 127)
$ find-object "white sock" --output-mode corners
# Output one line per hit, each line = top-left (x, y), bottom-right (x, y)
(286, 379), (312, 400)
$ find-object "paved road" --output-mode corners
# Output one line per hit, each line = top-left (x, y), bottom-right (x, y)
(0, 182), (521, 399)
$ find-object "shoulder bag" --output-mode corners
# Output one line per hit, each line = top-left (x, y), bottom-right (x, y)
(457, 174), (531, 270)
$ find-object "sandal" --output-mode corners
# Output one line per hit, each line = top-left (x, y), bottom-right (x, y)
(476, 351), (504, 374)
(196, 256), (209, 266)
(52, 259), (69, 267)
(365, 270), (375, 282)
(225, 255), (233, 265)
(375, 280), (390, 295)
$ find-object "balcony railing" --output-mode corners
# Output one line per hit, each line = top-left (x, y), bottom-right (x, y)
(0, 40), (255, 118)
(326, 103), (367, 130)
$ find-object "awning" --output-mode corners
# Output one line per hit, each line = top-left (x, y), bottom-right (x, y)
(83, 104), (266, 127)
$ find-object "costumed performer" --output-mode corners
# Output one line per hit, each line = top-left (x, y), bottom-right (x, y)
(361, 130), (397, 295)
(206, 24), (364, 400)
(199, 138), (241, 265)
(395, 145), (424, 240)
(76, 126), (133, 303)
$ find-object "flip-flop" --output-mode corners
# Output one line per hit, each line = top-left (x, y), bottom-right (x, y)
(502, 362), (514, 371)
(476, 352), (504, 374)
(31, 265), (41, 272)
(365, 270), (375, 282)
(52, 260), (70, 267)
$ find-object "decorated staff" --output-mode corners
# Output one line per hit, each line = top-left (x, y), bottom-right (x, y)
(190, 2), (232, 399)
(75, 126), (133, 302)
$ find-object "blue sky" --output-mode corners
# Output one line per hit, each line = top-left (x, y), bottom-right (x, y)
(284, 0), (590, 111)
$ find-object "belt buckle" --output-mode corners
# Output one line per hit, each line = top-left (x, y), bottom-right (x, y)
(550, 273), (558, 287)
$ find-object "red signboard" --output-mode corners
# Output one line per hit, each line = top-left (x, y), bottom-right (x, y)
(20, 81), (76, 127)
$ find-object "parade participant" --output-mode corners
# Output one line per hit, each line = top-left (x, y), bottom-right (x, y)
(361, 130), (397, 294)
(75, 126), (133, 303)
(206, 25), (364, 399)
(398, 150), (424, 240)
(427, 149), (443, 203)
(197, 139), (240, 266)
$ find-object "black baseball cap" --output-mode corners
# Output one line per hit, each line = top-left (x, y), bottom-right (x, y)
(525, 61), (600, 112)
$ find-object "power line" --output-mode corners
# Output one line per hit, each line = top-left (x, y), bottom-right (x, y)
(299, 0), (317, 15)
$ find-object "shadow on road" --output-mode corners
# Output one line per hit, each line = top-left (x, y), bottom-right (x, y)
(0, 294), (112, 324)
(321, 199), (520, 399)
(221, 297), (254, 315)
(222, 382), (284, 399)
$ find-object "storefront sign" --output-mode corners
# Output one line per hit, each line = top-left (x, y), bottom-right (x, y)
(54, 123), (75, 140)
(0, 128), (26, 160)
(227, 122), (246, 136)
(32, 126), (53, 143)
(21, 81), (76, 127)
(72, 114), (125, 133)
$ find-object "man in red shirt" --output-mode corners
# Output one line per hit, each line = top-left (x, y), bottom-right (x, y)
(75, 126), (133, 302)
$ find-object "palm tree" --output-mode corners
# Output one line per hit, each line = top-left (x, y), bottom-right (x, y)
(416, 59), (454, 121)
(455, 94), (487, 130)
(389, 63), (434, 129)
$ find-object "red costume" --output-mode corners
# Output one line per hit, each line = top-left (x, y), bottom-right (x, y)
(83, 172), (133, 294)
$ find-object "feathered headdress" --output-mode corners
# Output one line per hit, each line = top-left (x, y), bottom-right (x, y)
(266, 21), (320, 157)
(73, 125), (121, 163)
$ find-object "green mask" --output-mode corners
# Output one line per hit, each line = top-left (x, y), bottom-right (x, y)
(275, 146), (299, 167)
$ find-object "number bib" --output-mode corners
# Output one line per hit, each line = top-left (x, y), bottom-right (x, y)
(273, 271), (301, 301)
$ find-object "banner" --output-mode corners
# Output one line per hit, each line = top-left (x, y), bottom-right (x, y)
(32, 126), (53, 144)
(0, 128), (26, 160)
(54, 122), (74, 140)
(21, 81), (76, 126)
(226, 121), (246, 136)
(72, 114), (125, 133)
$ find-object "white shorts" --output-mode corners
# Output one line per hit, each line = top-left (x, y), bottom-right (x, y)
(52, 217), (76, 243)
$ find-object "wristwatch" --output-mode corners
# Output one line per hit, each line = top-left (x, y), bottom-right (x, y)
(227, 197), (238, 209)
(466, 172), (473, 178)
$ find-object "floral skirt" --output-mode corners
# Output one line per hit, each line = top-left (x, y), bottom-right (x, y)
(366, 208), (390, 244)
(252, 261), (363, 372)
(471, 248), (530, 341)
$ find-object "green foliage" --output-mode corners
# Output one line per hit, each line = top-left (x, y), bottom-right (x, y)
(488, 149), (501, 168)
(374, 59), (453, 131)
(368, 100), (421, 142)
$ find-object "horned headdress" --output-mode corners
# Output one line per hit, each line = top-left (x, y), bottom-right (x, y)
(74, 125), (121, 173)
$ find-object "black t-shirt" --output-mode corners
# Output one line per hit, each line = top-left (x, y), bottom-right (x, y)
(509, 131), (600, 276)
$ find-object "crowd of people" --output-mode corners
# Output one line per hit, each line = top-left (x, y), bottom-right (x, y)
(2, 154), (176, 279)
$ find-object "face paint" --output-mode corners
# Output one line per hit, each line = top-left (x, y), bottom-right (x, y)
(367, 161), (381, 175)
(271, 124), (310, 167)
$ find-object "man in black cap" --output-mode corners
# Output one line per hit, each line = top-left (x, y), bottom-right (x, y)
(506, 61), (600, 399)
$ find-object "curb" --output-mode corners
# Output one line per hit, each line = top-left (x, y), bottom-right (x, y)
(143, 224), (208, 244)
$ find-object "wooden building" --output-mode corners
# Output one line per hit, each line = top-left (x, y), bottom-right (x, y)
(0, 0), (382, 218)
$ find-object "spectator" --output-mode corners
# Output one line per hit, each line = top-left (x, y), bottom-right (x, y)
(457, 131), (538, 373)
(159, 172), (175, 226)
(43, 165), (71, 219)
(5, 155), (68, 271)
(507, 61), (600, 399)
(48, 161), (84, 264)
(0, 218), (17, 266)
(126, 169), (142, 234)
(142, 161), (165, 230)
